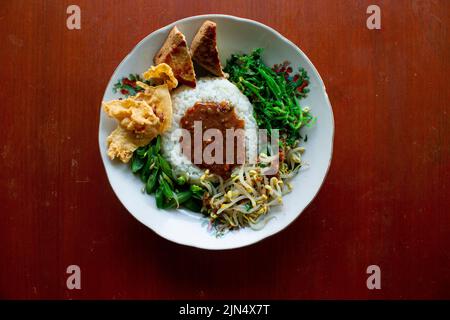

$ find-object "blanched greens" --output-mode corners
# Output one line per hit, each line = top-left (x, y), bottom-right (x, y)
(224, 48), (315, 147)
(131, 136), (205, 211)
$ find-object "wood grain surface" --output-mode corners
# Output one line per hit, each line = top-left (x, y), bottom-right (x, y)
(0, 0), (449, 299)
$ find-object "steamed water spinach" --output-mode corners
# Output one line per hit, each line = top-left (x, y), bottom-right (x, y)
(224, 48), (315, 147)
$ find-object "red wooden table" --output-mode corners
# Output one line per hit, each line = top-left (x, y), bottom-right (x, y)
(1, 0), (449, 299)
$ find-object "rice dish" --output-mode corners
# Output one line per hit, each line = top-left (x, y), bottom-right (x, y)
(161, 77), (258, 181)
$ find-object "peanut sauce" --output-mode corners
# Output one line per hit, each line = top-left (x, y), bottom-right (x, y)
(180, 101), (245, 178)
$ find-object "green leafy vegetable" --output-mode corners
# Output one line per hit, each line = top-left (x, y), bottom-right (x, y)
(145, 168), (159, 194)
(224, 48), (315, 147)
(190, 185), (206, 200)
(161, 190), (193, 209)
(183, 198), (202, 212)
(131, 155), (145, 173)
(140, 156), (153, 183)
(176, 174), (188, 186)
(158, 154), (174, 180)
(131, 135), (205, 212)
(155, 186), (164, 208)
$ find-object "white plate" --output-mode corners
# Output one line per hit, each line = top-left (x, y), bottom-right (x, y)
(98, 14), (334, 250)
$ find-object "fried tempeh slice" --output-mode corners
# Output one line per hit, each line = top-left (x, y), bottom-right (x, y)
(154, 26), (196, 87)
(190, 20), (225, 77)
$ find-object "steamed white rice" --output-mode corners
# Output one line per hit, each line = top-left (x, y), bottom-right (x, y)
(162, 77), (257, 181)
